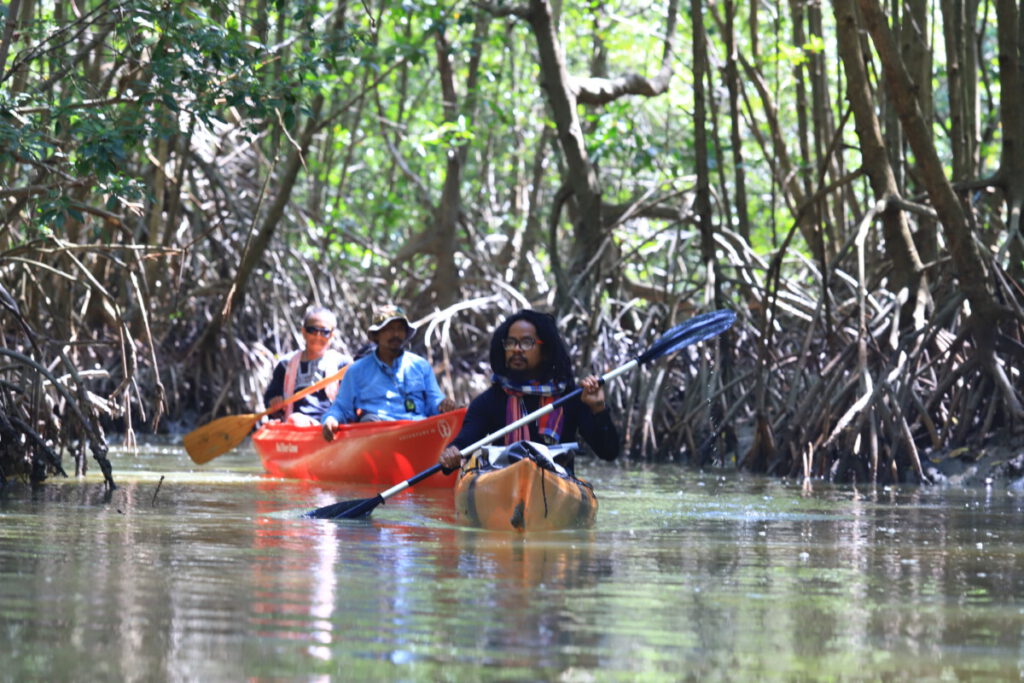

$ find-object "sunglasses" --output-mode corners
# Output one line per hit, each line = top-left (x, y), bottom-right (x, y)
(304, 325), (333, 338)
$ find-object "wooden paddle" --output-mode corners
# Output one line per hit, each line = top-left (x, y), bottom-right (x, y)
(305, 308), (737, 520)
(184, 364), (349, 464)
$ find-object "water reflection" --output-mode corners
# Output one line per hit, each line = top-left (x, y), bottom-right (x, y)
(252, 486), (338, 661)
(3, 455), (1024, 679)
(426, 528), (609, 674)
(451, 529), (608, 589)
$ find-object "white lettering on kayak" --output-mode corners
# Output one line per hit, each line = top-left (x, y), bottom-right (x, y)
(398, 426), (438, 441)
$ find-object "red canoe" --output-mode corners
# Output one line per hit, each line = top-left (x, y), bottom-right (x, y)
(252, 409), (466, 487)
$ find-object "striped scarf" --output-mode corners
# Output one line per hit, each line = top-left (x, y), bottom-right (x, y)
(493, 374), (568, 445)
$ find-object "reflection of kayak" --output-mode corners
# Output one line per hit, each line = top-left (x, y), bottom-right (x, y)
(454, 442), (598, 531)
(252, 409), (466, 487)
(455, 528), (596, 587)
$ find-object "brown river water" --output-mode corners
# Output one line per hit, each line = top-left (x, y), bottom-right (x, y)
(2, 443), (1024, 681)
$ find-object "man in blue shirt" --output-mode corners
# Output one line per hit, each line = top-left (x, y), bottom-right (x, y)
(321, 305), (455, 441)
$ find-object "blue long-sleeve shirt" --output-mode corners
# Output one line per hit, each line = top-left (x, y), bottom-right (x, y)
(323, 350), (445, 423)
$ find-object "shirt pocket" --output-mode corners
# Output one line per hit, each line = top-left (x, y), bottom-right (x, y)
(403, 374), (428, 401)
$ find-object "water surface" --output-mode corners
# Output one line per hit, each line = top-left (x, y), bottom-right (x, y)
(2, 444), (1023, 680)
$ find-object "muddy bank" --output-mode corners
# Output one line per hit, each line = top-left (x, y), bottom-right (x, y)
(924, 433), (1024, 489)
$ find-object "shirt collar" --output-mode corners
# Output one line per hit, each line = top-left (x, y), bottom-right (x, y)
(372, 349), (405, 370)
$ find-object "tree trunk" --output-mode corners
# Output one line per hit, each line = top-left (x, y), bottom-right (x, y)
(722, 0), (751, 241)
(526, 0), (605, 313)
(199, 92), (326, 350)
(855, 0), (1022, 431)
(902, 0), (940, 268)
(692, 0), (714, 303)
(399, 16), (489, 312)
(807, 0), (840, 259)
(857, 0), (997, 322)
(834, 0), (926, 334)
(941, 0), (981, 180)
(996, 0), (1024, 284)
(423, 29), (465, 310)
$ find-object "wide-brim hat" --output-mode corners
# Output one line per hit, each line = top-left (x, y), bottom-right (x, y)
(367, 304), (416, 338)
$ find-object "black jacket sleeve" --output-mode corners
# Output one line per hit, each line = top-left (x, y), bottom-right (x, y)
(263, 361), (287, 410)
(450, 386), (504, 451)
(575, 404), (619, 461)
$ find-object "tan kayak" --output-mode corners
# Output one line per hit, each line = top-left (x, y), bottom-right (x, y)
(454, 443), (597, 532)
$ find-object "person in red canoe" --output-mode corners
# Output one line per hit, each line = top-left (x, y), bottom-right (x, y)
(438, 309), (619, 473)
(263, 306), (351, 426)
(321, 304), (456, 440)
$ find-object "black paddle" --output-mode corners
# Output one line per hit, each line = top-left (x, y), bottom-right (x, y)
(305, 308), (737, 520)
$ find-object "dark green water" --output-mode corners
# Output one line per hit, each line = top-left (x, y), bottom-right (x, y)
(2, 444), (1023, 681)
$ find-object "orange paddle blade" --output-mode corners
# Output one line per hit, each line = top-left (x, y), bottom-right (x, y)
(183, 413), (259, 464)
(184, 363), (348, 465)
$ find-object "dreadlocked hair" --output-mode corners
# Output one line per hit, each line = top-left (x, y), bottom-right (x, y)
(489, 309), (576, 388)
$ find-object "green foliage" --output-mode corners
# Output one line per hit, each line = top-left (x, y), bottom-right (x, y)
(69, 112), (133, 177)
(119, 4), (277, 125)
(0, 95), (57, 166)
(1, 0), (1017, 314)
(0, 0), (376, 235)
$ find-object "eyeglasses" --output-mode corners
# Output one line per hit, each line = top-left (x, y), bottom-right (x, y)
(304, 325), (333, 338)
(503, 336), (542, 351)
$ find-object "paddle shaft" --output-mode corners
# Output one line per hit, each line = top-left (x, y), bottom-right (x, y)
(371, 360), (638, 503)
(263, 363), (349, 420)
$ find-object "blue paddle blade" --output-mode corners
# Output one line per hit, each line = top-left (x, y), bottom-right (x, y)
(305, 495), (382, 520)
(638, 309), (736, 365)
